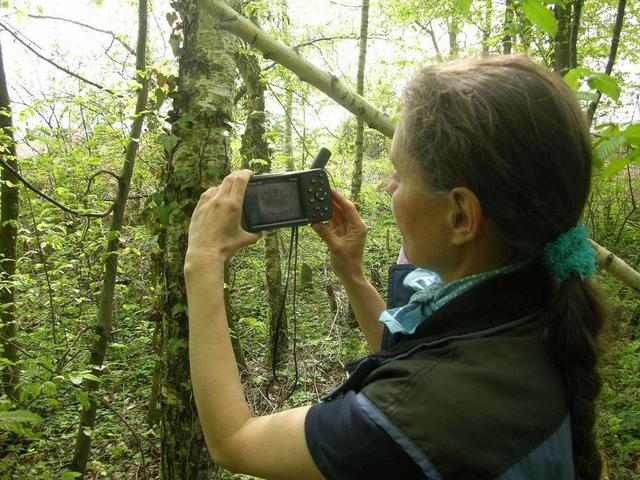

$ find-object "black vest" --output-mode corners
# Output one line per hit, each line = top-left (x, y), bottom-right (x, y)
(325, 261), (572, 479)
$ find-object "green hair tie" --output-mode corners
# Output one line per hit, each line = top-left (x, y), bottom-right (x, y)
(541, 223), (596, 281)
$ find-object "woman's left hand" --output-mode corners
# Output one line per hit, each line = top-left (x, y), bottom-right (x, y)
(185, 169), (262, 269)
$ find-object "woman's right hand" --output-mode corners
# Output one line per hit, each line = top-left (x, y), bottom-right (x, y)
(311, 189), (368, 281)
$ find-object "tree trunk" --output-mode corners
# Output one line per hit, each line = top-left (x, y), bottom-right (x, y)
(236, 49), (288, 369)
(158, 0), (238, 477)
(350, 0), (369, 208)
(0, 39), (20, 403)
(481, 0), (492, 56)
(284, 83), (295, 171)
(553, 2), (572, 74)
(586, 0), (626, 126)
(202, 0), (394, 138)
(569, 0), (584, 69)
(448, 16), (459, 58)
(502, 0), (514, 54)
(70, 0), (148, 476)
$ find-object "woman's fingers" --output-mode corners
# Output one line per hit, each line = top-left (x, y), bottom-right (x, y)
(229, 169), (253, 200)
(331, 189), (364, 226)
(311, 222), (333, 243)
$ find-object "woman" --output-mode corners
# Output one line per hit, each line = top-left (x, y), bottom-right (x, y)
(184, 56), (607, 479)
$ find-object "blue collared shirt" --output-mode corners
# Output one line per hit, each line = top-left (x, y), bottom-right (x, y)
(379, 263), (526, 334)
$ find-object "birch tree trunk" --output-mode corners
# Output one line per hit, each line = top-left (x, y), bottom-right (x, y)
(0, 39), (20, 403)
(350, 0), (369, 208)
(70, 0), (148, 475)
(158, 0), (238, 477)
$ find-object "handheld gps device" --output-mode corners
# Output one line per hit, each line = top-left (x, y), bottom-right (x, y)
(242, 149), (333, 232)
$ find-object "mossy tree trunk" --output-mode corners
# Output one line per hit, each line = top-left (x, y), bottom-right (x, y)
(553, 1), (572, 74)
(158, 1), (240, 478)
(236, 48), (288, 368)
(0, 39), (20, 403)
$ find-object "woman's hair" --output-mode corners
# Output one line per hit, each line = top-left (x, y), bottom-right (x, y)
(401, 55), (607, 479)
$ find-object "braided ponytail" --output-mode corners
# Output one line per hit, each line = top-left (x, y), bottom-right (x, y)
(551, 278), (608, 479)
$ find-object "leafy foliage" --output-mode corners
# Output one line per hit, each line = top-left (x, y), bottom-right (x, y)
(1, 0), (639, 479)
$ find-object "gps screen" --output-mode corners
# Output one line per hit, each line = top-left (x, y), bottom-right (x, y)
(245, 180), (303, 226)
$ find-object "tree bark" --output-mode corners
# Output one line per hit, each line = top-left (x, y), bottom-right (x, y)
(586, 0), (626, 127)
(350, 0), (369, 208)
(502, 0), (514, 54)
(569, 0), (584, 69)
(158, 0), (238, 478)
(202, 0), (394, 138)
(481, 0), (492, 56)
(591, 241), (640, 292)
(236, 49), (288, 369)
(70, 0), (148, 476)
(0, 39), (20, 403)
(553, 2), (572, 74)
(448, 16), (459, 58)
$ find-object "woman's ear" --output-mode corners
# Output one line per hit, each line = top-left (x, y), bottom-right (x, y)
(446, 187), (483, 246)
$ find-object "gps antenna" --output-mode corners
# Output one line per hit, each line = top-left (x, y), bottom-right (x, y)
(310, 148), (331, 169)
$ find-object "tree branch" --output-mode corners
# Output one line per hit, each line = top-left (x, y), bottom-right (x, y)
(586, 0), (626, 126)
(203, 0), (395, 138)
(22, 13), (136, 55)
(0, 21), (120, 97)
(0, 158), (115, 218)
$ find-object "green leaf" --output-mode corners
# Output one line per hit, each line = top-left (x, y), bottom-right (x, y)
(0, 410), (43, 431)
(576, 91), (600, 102)
(456, 0), (473, 15)
(563, 67), (591, 91)
(82, 373), (101, 383)
(41, 380), (57, 395)
(158, 133), (180, 152)
(600, 150), (640, 180)
(520, 0), (558, 36)
(621, 123), (640, 146)
(587, 73), (620, 102)
(76, 390), (91, 410)
(61, 472), (83, 480)
(593, 135), (627, 168)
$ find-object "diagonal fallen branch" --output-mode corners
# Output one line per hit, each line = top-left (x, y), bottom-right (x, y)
(203, 0), (640, 292)
(202, 0), (394, 138)
(591, 241), (640, 292)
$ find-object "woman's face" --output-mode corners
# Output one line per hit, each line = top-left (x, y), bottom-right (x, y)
(386, 122), (452, 273)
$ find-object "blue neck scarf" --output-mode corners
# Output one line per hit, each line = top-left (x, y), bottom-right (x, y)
(379, 263), (526, 335)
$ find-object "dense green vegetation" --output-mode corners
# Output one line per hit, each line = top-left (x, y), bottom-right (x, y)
(0, 0), (638, 478)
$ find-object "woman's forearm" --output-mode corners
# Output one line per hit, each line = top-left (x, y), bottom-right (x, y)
(340, 273), (386, 352)
(184, 259), (251, 460)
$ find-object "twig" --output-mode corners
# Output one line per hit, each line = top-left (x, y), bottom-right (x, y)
(0, 21), (121, 97)
(267, 82), (338, 139)
(22, 13), (136, 55)
(0, 158), (115, 218)
(265, 82), (315, 159)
